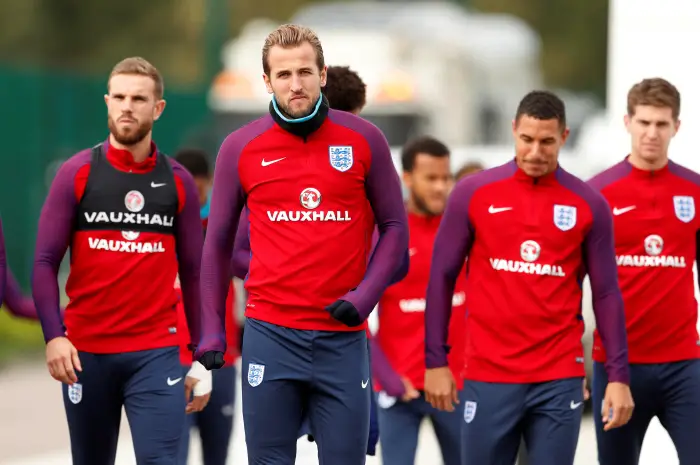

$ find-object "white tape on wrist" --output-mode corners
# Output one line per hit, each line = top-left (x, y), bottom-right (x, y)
(187, 361), (212, 396)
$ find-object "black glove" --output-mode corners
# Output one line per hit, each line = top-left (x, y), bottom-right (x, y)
(198, 351), (225, 370)
(325, 300), (363, 327)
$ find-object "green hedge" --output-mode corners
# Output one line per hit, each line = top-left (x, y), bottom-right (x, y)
(0, 309), (45, 366)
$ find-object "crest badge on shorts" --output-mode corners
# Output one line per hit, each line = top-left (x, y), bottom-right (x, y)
(673, 196), (695, 223)
(464, 401), (477, 423)
(67, 383), (82, 404)
(329, 146), (353, 172)
(553, 204), (577, 231)
(247, 363), (265, 387)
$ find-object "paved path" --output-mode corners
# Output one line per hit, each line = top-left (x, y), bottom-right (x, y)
(0, 361), (680, 465)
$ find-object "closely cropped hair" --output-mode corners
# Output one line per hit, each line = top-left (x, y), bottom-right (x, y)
(455, 161), (485, 180)
(174, 148), (211, 178)
(109, 57), (164, 100)
(515, 90), (566, 128)
(627, 78), (681, 120)
(401, 136), (450, 172)
(323, 66), (366, 113)
(262, 24), (325, 75)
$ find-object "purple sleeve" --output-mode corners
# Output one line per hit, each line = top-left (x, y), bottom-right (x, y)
(32, 153), (88, 343)
(368, 226), (408, 286)
(339, 126), (409, 318)
(172, 165), (205, 349)
(230, 207), (250, 280)
(0, 217), (6, 306)
(4, 270), (39, 320)
(197, 125), (263, 356)
(583, 191), (630, 384)
(424, 179), (475, 368)
(369, 337), (405, 397)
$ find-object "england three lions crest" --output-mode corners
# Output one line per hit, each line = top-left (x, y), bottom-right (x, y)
(247, 363), (265, 387)
(329, 146), (353, 172)
(674, 196), (695, 223)
(554, 205), (577, 231)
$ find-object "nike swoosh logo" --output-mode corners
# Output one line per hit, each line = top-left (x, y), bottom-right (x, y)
(488, 205), (512, 214)
(261, 157), (286, 167)
(151, 182), (166, 188)
(612, 206), (636, 216)
(361, 379), (369, 389)
(570, 400), (582, 409)
(167, 377), (182, 386)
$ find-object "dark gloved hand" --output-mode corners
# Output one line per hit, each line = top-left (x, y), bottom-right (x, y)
(198, 351), (225, 370)
(325, 300), (363, 327)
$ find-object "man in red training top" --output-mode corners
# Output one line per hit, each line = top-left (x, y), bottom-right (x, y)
(173, 148), (239, 465)
(230, 64), (383, 456)
(197, 24), (409, 465)
(587, 78), (700, 465)
(423, 90), (634, 465)
(31, 57), (211, 465)
(371, 135), (467, 465)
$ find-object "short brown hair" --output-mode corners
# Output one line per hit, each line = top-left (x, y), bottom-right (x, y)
(108, 57), (164, 100)
(456, 161), (485, 180)
(627, 78), (681, 120)
(262, 24), (325, 76)
(323, 66), (366, 113)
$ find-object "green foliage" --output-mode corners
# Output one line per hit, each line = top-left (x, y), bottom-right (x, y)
(0, 310), (44, 366)
(468, 0), (608, 99)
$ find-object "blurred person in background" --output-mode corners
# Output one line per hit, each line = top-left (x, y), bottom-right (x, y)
(588, 78), (700, 465)
(174, 148), (239, 465)
(229, 64), (381, 457)
(31, 57), (211, 465)
(197, 23), (409, 465)
(423, 90), (633, 465)
(455, 161), (485, 180)
(371, 135), (466, 465)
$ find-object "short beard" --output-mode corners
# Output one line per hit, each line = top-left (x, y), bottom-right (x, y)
(108, 116), (153, 146)
(276, 95), (317, 119)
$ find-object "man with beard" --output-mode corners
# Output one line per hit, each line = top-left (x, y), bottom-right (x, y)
(229, 64), (381, 457)
(370, 136), (466, 465)
(32, 57), (212, 465)
(196, 24), (409, 465)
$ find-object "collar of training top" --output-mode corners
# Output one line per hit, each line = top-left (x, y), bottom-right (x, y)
(103, 138), (158, 172)
(624, 154), (671, 179)
(268, 93), (329, 139)
(512, 159), (559, 186)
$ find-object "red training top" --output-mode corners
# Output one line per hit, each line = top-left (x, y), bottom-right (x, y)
(588, 157), (700, 364)
(373, 212), (467, 395)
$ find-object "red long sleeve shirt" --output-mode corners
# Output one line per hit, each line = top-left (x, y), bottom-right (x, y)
(373, 212), (467, 394)
(588, 157), (700, 364)
(32, 140), (203, 353)
(425, 160), (630, 384)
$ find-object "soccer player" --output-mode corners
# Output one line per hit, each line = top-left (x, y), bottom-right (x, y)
(423, 90), (634, 465)
(32, 57), (212, 465)
(587, 78), (700, 465)
(197, 24), (409, 465)
(371, 136), (466, 465)
(228, 63), (382, 456)
(173, 148), (239, 465)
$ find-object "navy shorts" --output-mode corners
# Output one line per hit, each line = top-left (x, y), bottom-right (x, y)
(593, 359), (700, 465)
(63, 346), (185, 465)
(241, 318), (370, 465)
(460, 377), (584, 465)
